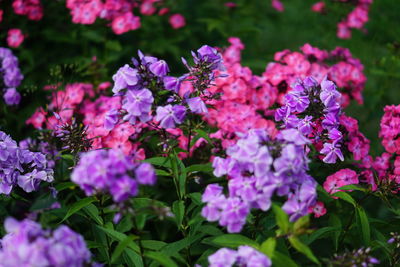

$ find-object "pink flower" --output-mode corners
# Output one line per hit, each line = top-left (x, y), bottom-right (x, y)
(0, 10), (3, 22)
(111, 12), (141, 35)
(140, 0), (156, 16)
(309, 201), (326, 218)
(324, 168), (359, 195)
(7, 29), (24, 48)
(311, 1), (325, 13)
(169, 14), (186, 29)
(337, 22), (351, 39)
(26, 107), (47, 129)
(271, 0), (284, 12)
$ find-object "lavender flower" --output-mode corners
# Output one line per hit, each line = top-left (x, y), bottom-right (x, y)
(208, 246), (271, 267)
(202, 129), (317, 232)
(112, 64), (139, 95)
(71, 148), (156, 202)
(0, 218), (93, 267)
(187, 97), (208, 114)
(149, 60), (169, 77)
(0, 131), (54, 194)
(0, 47), (23, 106)
(122, 88), (154, 124)
(155, 104), (186, 129)
(275, 76), (344, 164)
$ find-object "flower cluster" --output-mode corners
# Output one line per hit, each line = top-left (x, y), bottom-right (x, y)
(66, 0), (185, 34)
(108, 45), (224, 130)
(330, 247), (379, 267)
(379, 105), (400, 155)
(275, 77), (345, 164)
(0, 218), (92, 267)
(12, 0), (43, 21)
(1, 47), (23, 105)
(202, 129), (317, 232)
(71, 148), (156, 202)
(205, 37), (277, 148)
(208, 246), (271, 267)
(26, 82), (146, 156)
(323, 168), (359, 194)
(0, 130), (54, 194)
(335, 0), (373, 39)
(264, 44), (366, 106)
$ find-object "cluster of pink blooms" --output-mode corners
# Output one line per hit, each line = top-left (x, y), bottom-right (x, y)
(66, 0), (186, 34)
(26, 82), (146, 158)
(336, 0), (373, 39)
(370, 105), (400, 184)
(322, 105), (400, 199)
(12, 0), (43, 20)
(205, 37), (277, 148)
(263, 43), (366, 106)
(204, 37), (365, 149)
(311, 0), (373, 39)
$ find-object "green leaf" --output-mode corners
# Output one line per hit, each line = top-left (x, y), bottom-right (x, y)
(288, 236), (320, 264)
(293, 215), (310, 234)
(83, 203), (103, 225)
(186, 163), (213, 174)
(142, 240), (167, 251)
(144, 251), (178, 267)
(60, 196), (97, 223)
(337, 184), (366, 192)
(260, 237), (276, 257)
(305, 227), (338, 245)
(272, 251), (299, 267)
(329, 214), (342, 251)
(163, 234), (204, 255)
(123, 249), (144, 267)
(112, 235), (137, 263)
(54, 182), (76, 192)
(210, 234), (259, 249)
(172, 200), (185, 227)
(96, 226), (140, 253)
(356, 206), (370, 246)
(155, 169), (171, 176)
(332, 191), (356, 206)
(143, 157), (171, 168)
(194, 129), (214, 147)
(272, 204), (290, 233)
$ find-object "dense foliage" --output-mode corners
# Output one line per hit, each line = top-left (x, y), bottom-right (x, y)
(0, 0), (400, 266)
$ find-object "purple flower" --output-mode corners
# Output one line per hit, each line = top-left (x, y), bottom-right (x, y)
(297, 115), (313, 135)
(208, 246), (271, 267)
(195, 45), (224, 70)
(149, 60), (169, 77)
(112, 64), (139, 95)
(155, 104), (186, 129)
(208, 248), (237, 267)
(3, 88), (20, 106)
(71, 149), (157, 202)
(285, 91), (310, 113)
(202, 129), (317, 232)
(0, 131), (53, 195)
(104, 109), (119, 131)
(135, 162), (156, 185)
(122, 88), (154, 124)
(0, 218), (92, 267)
(163, 76), (181, 93)
(187, 97), (208, 114)
(320, 143), (344, 164)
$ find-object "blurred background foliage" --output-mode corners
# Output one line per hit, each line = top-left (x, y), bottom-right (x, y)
(1, 0), (399, 155)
